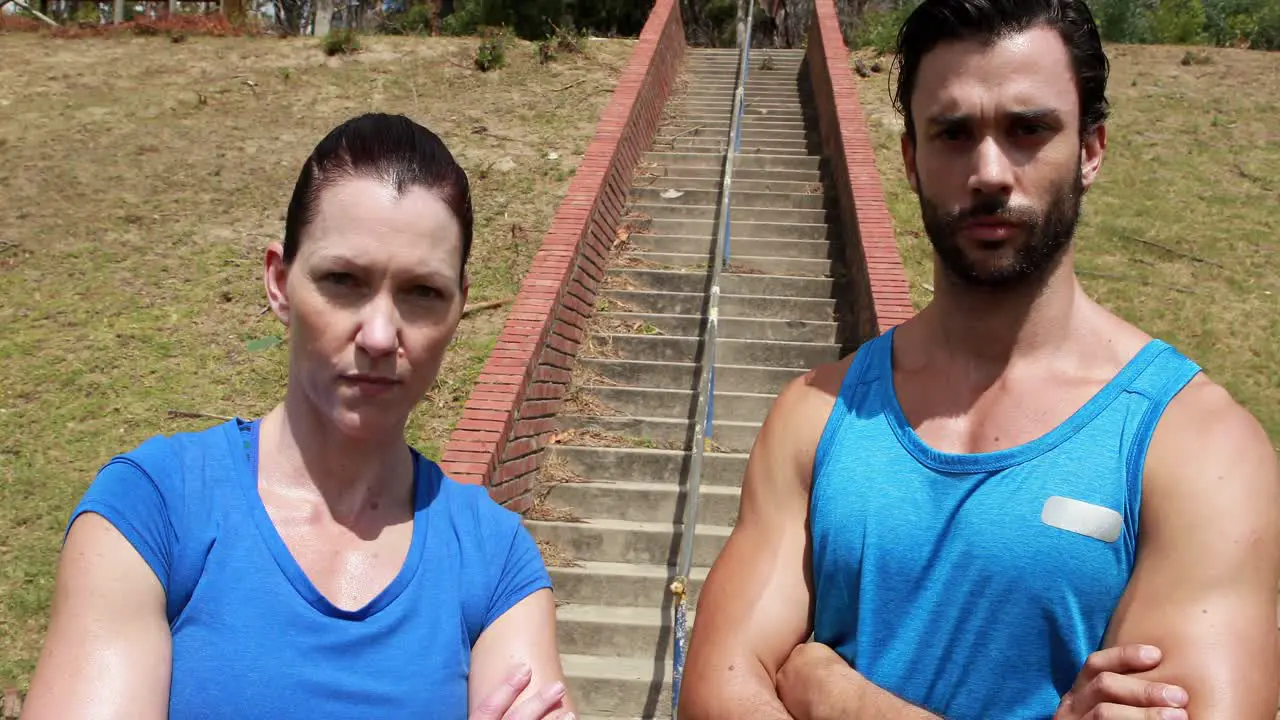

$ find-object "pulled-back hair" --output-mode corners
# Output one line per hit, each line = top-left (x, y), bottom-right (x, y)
(892, 0), (1110, 139)
(282, 113), (474, 277)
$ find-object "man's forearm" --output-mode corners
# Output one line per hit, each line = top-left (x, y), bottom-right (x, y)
(777, 644), (941, 720)
(678, 661), (794, 720)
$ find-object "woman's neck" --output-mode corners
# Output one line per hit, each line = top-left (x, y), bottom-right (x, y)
(257, 391), (413, 525)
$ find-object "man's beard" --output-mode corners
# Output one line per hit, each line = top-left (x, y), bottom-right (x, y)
(918, 165), (1083, 289)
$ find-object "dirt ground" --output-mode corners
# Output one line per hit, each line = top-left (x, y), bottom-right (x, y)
(0, 31), (634, 687)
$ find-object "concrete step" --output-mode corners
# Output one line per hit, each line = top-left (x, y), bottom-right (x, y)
(584, 385), (775, 423)
(557, 415), (761, 454)
(573, 358), (805, 395)
(631, 187), (823, 210)
(635, 177), (825, 195)
(655, 139), (812, 156)
(548, 445), (748, 487)
(642, 218), (833, 241)
(603, 289), (836, 322)
(526, 518), (730, 566)
(545, 480), (740, 526)
(600, 311), (839, 343)
(629, 235), (836, 260)
(655, 127), (814, 143)
(630, 202), (828, 225)
(589, 334), (841, 369)
(548, 560), (707, 608)
(631, 251), (832, 277)
(612, 268), (835, 298)
(556, 603), (685, 659)
(643, 150), (820, 173)
(562, 653), (671, 719)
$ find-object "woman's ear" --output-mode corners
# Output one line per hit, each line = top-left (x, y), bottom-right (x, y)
(264, 242), (291, 327)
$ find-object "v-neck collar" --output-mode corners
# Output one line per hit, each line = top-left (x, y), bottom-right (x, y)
(226, 418), (430, 620)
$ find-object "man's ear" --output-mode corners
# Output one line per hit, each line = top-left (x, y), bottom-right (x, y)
(1080, 123), (1107, 193)
(264, 242), (291, 327)
(901, 131), (920, 195)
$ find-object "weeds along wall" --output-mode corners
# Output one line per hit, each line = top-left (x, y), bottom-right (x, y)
(438, 0), (685, 511)
(803, 0), (913, 341)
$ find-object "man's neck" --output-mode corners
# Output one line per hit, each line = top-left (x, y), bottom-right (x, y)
(259, 391), (412, 524)
(920, 249), (1081, 373)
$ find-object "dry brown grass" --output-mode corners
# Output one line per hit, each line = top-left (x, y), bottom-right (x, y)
(0, 31), (636, 689)
(536, 539), (581, 568)
(853, 43), (1280, 444)
(548, 428), (679, 450)
(562, 386), (624, 417)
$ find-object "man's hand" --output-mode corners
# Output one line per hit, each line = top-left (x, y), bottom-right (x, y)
(471, 663), (575, 720)
(776, 642), (860, 720)
(1054, 645), (1190, 720)
(776, 642), (941, 720)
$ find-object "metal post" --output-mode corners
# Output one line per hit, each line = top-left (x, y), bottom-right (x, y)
(112, 0), (123, 23)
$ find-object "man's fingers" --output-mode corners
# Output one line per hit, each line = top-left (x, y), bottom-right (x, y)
(471, 663), (533, 720)
(1081, 644), (1163, 680)
(1082, 704), (1187, 720)
(502, 679), (568, 720)
(1076, 671), (1190, 712)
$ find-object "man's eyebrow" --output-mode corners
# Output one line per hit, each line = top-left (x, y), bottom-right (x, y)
(925, 109), (1064, 127)
(926, 112), (970, 128)
(1007, 108), (1063, 124)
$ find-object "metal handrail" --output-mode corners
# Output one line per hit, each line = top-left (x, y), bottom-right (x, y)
(669, 2), (754, 716)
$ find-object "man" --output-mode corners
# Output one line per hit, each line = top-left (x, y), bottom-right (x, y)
(678, 1), (1280, 718)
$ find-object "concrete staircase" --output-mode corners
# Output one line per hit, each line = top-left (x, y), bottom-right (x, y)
(526, 47), (851, 719)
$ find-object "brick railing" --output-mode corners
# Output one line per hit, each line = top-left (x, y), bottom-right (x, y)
(803, 0), (913, 340)
(438, 0), (686, 511)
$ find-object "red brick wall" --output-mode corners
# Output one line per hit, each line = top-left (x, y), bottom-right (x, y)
(804, 0), (913, 340)
(438, 0), (686, 512)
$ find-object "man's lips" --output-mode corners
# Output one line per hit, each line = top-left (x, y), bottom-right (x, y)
(961, 218), (1022, 242)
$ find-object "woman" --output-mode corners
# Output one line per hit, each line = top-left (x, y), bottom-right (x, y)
(24, 113), (574, 720)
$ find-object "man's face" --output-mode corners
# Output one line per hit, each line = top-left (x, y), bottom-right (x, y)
(902, 26), (1105, 289)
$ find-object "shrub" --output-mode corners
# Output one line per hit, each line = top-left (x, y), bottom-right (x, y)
(382, 3), (434, 35)
(1150, 0), (1208, 43)
(474, 28), (507, 71)
(322, 27), (360, 55)
(851, 2), (919, 54)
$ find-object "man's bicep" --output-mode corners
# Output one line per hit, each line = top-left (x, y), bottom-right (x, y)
(1105, 388), (1280, 718)
(679, 372), (829, 720)
(24, 512), (172, 720)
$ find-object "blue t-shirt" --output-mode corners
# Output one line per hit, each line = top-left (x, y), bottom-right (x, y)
(67, 417), (552, 719)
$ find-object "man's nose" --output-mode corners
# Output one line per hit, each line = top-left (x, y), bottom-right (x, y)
(969, 136), (1015, 199)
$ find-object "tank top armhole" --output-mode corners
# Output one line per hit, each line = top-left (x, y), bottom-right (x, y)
(812, 336), (885, 485)
(1122, 351), (1203, 544)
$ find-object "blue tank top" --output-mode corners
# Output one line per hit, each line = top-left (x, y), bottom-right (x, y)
(67, 418), (551, 719)
(809, 328), (1201, 719)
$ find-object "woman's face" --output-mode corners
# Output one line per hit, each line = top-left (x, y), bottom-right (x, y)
(265, 175), (468, 441)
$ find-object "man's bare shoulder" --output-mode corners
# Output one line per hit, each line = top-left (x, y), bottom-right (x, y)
(1144, 372), (1278, 527)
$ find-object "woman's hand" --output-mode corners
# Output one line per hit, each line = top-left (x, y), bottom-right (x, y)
(471, 663), (574, 720)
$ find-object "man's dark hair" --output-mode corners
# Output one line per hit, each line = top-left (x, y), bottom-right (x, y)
(282, 113), (474, 280)
(892, 0), (1110, 140)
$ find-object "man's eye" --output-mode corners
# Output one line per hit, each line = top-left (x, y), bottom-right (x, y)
(323, 272), (358, 287)
(1016, 123), (1049, 136)
(938, 126), (969, 142)
(410, 285), (440, 299)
